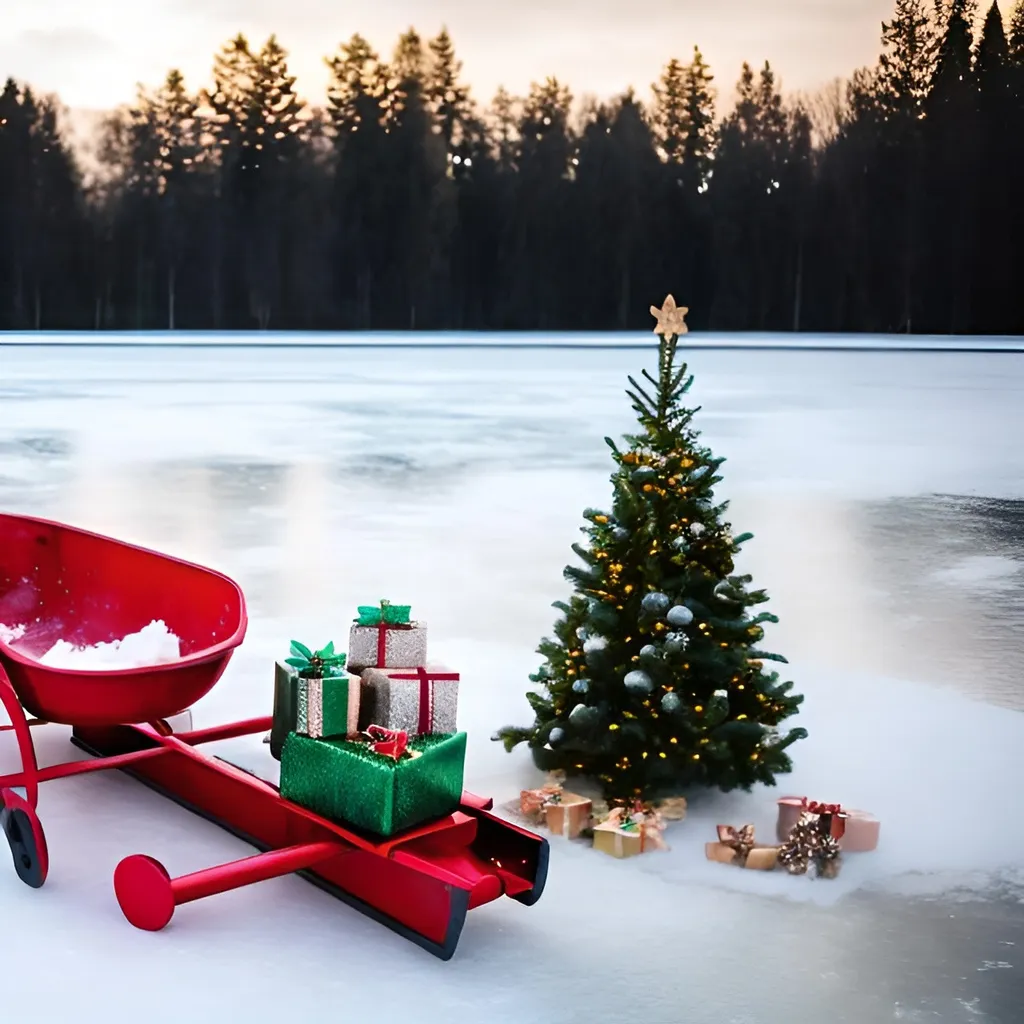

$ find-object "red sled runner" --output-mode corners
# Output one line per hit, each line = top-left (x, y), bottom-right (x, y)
(0, 513), (547, 960)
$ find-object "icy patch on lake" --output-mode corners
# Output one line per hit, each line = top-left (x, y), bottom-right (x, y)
(37, 619), (182, 669)
(931, 554), (1022, 590)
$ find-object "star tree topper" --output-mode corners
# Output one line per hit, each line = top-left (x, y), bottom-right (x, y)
(650, 295), (689, 338)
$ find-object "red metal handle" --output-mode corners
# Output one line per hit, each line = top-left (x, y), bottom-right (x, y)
(114, 840), (344, 931)
(0, 666), (39, 808)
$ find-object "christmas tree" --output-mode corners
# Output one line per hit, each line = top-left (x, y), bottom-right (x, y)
(497, 296), (806, 803)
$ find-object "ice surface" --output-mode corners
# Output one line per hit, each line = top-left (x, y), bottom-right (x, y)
(1, 343), (1023, 1023)
(36, 619), (181, 669)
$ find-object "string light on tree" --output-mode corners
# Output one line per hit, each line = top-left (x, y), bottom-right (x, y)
(496, 294), (806, 802)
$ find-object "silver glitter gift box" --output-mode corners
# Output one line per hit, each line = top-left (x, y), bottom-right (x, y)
(358, 664), (460, 735)
(347, 621), (428, 673)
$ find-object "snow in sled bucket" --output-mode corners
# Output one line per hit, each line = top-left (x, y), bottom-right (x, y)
(0, 513), (247, 725)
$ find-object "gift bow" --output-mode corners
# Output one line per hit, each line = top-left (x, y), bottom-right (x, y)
(801, 798), (844, 816)
(365, 724), (410, 760)
(521, 784), (563, 816)
(355, 600), (412, 627)
(717, 823), (756, 861)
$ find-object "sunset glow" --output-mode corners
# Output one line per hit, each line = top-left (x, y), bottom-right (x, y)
(3, 0), (897, 110)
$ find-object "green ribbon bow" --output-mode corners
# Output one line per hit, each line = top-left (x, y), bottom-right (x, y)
(355, 600), (412, 627)
(285, 640), (347, 679)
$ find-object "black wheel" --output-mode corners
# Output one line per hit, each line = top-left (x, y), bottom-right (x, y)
(1, 803), (47, 888)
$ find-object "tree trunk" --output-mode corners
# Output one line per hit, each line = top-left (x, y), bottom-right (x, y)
(792, 236), (804, 332)
(168, 265), (176, 330)
(618, 258), (631, 330)
(33, 285), (41, 330)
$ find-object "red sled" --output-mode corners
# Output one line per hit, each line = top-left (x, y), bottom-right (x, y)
(0, 513), (547, 960)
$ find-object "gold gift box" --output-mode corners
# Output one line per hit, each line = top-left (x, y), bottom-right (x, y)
(543, 793), (592, 839)
(593, 815), (664, 858)
(705, 824), (779, 871)
(704, 841), (779, 871)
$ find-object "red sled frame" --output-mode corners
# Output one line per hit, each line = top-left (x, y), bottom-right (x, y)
(0, 671), (548, 960)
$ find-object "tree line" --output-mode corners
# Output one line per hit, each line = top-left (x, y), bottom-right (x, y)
(0, 0), (1022, 335)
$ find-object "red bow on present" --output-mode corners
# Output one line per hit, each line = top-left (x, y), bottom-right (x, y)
(804, 799), (843, 815)
(365, 724), (409, 760)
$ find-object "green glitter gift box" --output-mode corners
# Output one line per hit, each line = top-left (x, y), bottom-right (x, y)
(269, 659), (361, 761)
(279, 731), (468, 837)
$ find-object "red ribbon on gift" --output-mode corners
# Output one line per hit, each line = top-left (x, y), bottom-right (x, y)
(388, 666), (460, 734)
(365, 724), (409, 760)
(374, 622), (410, 667)
(803, 799), (843, 815)
(799, 797), (847, 839)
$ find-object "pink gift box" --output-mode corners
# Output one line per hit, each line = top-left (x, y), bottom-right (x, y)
(776, 795), (880, 853)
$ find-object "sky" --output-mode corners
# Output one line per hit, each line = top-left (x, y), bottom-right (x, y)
(1, 0), (899, 113)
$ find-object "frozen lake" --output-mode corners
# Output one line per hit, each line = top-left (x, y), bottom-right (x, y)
(2, 341), (1024, 1023)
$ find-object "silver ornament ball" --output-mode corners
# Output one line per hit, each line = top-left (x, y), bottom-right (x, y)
(624, 669), (654, 694)
(549, 727), (566, 745)
(660, 692), (683, 713)
(640, 592), (671, 616)
(666, 604), (694, 627)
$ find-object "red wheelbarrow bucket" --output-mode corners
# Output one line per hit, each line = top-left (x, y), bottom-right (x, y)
(0, 514), (247, 726)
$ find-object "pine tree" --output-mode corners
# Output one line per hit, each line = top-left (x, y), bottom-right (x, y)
(517, 77), (573, 177)
(98, 69), (203, 328)
(326, 34), (392, 326)
(651, 58), (688, 164)
(973, 2), (1015, 332)
(681, 47), (716, 192)
(0, 82), (85, 329)
(426, 28), (473, 153)
(1011, 0), (1024, 56)
(488, 87), (519, 171)
(923, 0), (978, 332)
(497, 298), (806, 802)
(877, 0), (939, 119)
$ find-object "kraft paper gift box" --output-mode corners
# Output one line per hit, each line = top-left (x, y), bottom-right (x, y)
(280, 729), (467, 838)
(347, 600), (428, 673)
(776, 795), (880, 853)
(592, 807), (667, 859)
(358, 664), (460, 735)
(705, 824), (780, 871)
(520, 783), (563, 821)
(543, 792), (593, 839)
(269, 660), (361, 760)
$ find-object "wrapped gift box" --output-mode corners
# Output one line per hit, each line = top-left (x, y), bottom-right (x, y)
(543, 792), (592, 839)
(280, 730), (467, 838)
(705, 825), (779, 871)
(269, 660), (361, 760)
(347, 601), (428, 673)
(358, 664), (459, 735)
(776, 795), (880, 852)
(593, 807), (667, 859)
(520, 783), (563, 821)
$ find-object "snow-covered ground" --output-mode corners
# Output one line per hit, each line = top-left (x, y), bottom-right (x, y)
(1, 343), (1023, 1023)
